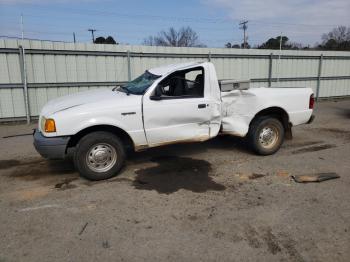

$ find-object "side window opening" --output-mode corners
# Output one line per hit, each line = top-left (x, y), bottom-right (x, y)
(156, 67), (204, 98)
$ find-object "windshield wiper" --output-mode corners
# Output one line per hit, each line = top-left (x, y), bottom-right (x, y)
(117, 85), (130, 95)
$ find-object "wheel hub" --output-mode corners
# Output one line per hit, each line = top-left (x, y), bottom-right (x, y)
(259, 126), (278, 149)
(86, 143), (117, 173)
(94, 150), (108, 162)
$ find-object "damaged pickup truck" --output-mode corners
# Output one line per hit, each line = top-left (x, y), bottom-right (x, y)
(34, 62), (315, 180)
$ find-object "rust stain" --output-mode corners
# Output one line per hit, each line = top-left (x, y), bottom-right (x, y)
(236, 173), (266, 181)
(236, 173), (250, 181)
(220, 130), (245, 137)
(134, 144), (149, 152)
(8, 186), (51, 201)
(148, 135), (210, 148)
(276, 171), (289, 178)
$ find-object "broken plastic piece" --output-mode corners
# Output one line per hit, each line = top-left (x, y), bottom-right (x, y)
(292, 173), (340, 183)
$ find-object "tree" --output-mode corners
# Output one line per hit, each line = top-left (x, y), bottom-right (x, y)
(318, 26), (350, 51)
(225, 42), (240, 48)
(240, 42), (250, 49)
(257, 36), (304, 50)
(105, 36), (117, 44)
(94, 36), (117, 45)
(143, 27), (205, 47)
(258, 36), (289, 49)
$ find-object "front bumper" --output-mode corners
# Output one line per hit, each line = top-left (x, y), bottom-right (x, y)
(33, 129), (70, 159)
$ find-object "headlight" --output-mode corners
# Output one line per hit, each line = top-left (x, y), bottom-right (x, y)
(44, 118), (56, 133)
(40, 116), (46, 131)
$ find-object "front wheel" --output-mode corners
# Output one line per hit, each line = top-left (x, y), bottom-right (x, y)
(74, 131), (126, 181)
(247, 116), (284, 155)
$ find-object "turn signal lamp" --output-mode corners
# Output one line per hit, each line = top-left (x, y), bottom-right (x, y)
(45, 118), (56, 133)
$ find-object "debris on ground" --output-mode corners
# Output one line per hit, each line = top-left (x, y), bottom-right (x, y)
(2, 132), (33, 139)
(78, 222), (88, 236)
(102, 240), (110, 248)
(236, 173), (266, 181)
(292, 173), (340, 183)
(249, 173), (265, 180)
(55, 178), (78, 190)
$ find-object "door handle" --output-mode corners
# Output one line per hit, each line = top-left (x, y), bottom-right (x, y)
(198, 104), (206, 109)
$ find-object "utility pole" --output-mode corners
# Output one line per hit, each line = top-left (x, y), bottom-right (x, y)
(277, 32), (283, 83)
(88, 29), (97, 43)
(239, 20), (248, 49)
(20, 14), (24, 42)
(73, 32), (76, 43)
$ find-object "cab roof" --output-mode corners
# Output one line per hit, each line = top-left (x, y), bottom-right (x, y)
(148, 61), (205, 76)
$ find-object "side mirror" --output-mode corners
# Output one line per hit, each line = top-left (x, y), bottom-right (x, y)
(150, 95), (162, 101)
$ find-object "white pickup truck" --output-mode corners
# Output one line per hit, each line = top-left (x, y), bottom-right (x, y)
(34, 62), (315, 180)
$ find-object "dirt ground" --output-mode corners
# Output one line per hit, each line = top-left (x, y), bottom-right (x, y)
(0, 99), (349, 262)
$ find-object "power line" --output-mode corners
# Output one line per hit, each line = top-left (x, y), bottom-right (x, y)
(2, 5), (342, 28)
(0, 35), (73, 43)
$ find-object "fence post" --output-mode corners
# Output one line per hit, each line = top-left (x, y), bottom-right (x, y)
(316, 54), (323, 100)
(268, 53), (273, 87)
(19, 45), (31, 124)
(208, 51), (211, 62)
(127, 50), (131, 81)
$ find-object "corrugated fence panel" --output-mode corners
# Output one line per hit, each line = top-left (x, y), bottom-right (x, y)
(271, 80), (318, 94)
(0, 39), (349, 120)
(322, 58), (350, 77)
(319, 79), (350, 98)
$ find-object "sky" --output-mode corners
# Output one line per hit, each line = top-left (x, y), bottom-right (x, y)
(0, 0), (349, 47)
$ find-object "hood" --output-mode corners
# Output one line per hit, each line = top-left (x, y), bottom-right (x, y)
(40, 88), (132, 117)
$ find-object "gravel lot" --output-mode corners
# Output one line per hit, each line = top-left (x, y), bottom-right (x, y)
(0, 99), (349, 262)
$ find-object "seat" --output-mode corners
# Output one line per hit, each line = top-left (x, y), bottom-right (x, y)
(187, 74), (203, 96)
(171, 77), (185, 96)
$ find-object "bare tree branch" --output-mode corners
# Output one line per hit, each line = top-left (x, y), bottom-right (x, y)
(143, 27), (205, 47)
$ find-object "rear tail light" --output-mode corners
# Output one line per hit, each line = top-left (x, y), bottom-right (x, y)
(309, 94), (315, 109)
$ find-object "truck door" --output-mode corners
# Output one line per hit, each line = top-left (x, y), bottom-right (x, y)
(142, 66), (215, 147)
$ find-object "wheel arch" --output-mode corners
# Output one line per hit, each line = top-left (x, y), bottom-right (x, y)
(250, 107), (292, 139)
(66, 125), (135, 152)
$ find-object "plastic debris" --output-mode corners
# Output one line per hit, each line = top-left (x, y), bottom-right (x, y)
(292, 173), (340, 183)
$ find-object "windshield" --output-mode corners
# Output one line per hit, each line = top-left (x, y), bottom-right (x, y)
(118, 71), (160, 95)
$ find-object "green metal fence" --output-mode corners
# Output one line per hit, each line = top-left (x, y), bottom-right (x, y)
(0, 39), (349, 122)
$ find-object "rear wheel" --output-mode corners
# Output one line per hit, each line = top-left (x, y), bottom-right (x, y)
(74, 131), (125, 180)
(248, 116), (284, 155)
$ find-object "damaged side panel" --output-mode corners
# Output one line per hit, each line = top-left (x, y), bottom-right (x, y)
(220, 87), (313, 137)
(221, 90), (257, 137)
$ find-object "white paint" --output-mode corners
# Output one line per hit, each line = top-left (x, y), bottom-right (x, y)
(221, 87), (313, 137)
(143, 62), (221, 145)
(38, 62), (313, 150)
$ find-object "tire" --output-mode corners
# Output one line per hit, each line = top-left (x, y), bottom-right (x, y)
(74, 131), (126, 181)
(247, 116), (284, 155)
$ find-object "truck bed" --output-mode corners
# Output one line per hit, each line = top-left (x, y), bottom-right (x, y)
(220, 87), (314, 137)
